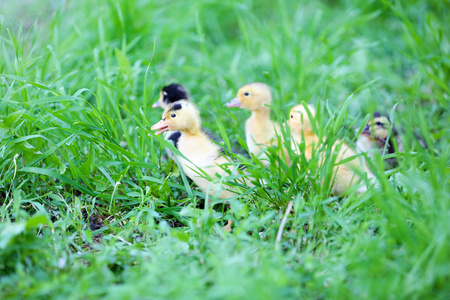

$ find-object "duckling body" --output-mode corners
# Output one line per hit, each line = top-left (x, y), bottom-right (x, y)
(226, 82), (289, 166)
(245, 109), (279, 156)
(152, 101), (244, 199)
(288, 104), (372, 195)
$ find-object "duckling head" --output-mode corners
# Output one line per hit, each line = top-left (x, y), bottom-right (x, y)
(151, 100), (201, 135)
(286, 104), (317, 136)
(361, 112), (392, 140)
(152, 83), (188, 109)
(226, 82), (272, 111)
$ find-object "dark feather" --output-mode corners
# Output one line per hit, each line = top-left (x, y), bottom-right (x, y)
(168, 103), (183, 112)
(162, 83), (189, 105)
(167, 131), (181, 148)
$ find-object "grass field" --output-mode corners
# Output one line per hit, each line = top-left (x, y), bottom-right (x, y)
(0, 0), (449, 298)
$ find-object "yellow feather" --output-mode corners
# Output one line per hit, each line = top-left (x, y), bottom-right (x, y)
(288, 104), (373, 195)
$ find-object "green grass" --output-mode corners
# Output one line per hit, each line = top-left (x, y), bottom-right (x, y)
(0, 0), (449, 299)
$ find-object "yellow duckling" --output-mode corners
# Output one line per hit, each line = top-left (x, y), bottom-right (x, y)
(151, 100), (246, 200)
(287, 104), (373, 195)
(152, 83), (189, 151)
(226, 82), (290, 166)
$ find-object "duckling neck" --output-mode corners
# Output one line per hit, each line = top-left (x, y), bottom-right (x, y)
(184, 124), (202, 136)
(293, 131), (320, 146)
(250, 106), (271, 119)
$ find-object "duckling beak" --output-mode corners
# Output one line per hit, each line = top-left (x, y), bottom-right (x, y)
(151, 120), (170, 135)
(225, 97), (241, 108)
(152, 101), (162, 108)
(361, 124), (371, 135)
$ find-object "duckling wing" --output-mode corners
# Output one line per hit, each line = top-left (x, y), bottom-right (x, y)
(203, 128), (250, 158)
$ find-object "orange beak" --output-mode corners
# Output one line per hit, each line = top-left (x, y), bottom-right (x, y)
(225, 97), (241, 108)
(152, 93), (164, 109)
(151, 119), (170, 135)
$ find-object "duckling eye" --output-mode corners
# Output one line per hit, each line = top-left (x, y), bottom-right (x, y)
(171, 113), (176, 118)
(163, 91), (168, 96)
(244, 92), (249, 96)
(291, 115), (293, 118)
(375, 121), (383, 126)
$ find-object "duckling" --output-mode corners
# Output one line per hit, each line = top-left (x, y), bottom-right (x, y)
(152, 83), (189, 156)
(355, 112), (403, 169)
(356, 112), (431, 169)
(152, 83), (188, 109)
(287, 104), (373, 195)
(226, 82), (290, 166)
(151, 100), (248, 200)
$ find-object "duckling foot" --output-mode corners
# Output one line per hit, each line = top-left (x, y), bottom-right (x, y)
(222, 219), (233, 232)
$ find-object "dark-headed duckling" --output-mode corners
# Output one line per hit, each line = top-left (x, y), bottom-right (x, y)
(356, 112), (403, 169)
(151, 100), (248, 199)
(152, 83), (188, 109)
(152, 83), (189, 155)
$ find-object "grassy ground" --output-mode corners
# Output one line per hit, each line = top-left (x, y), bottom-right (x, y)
(0, 0), (449, 298)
